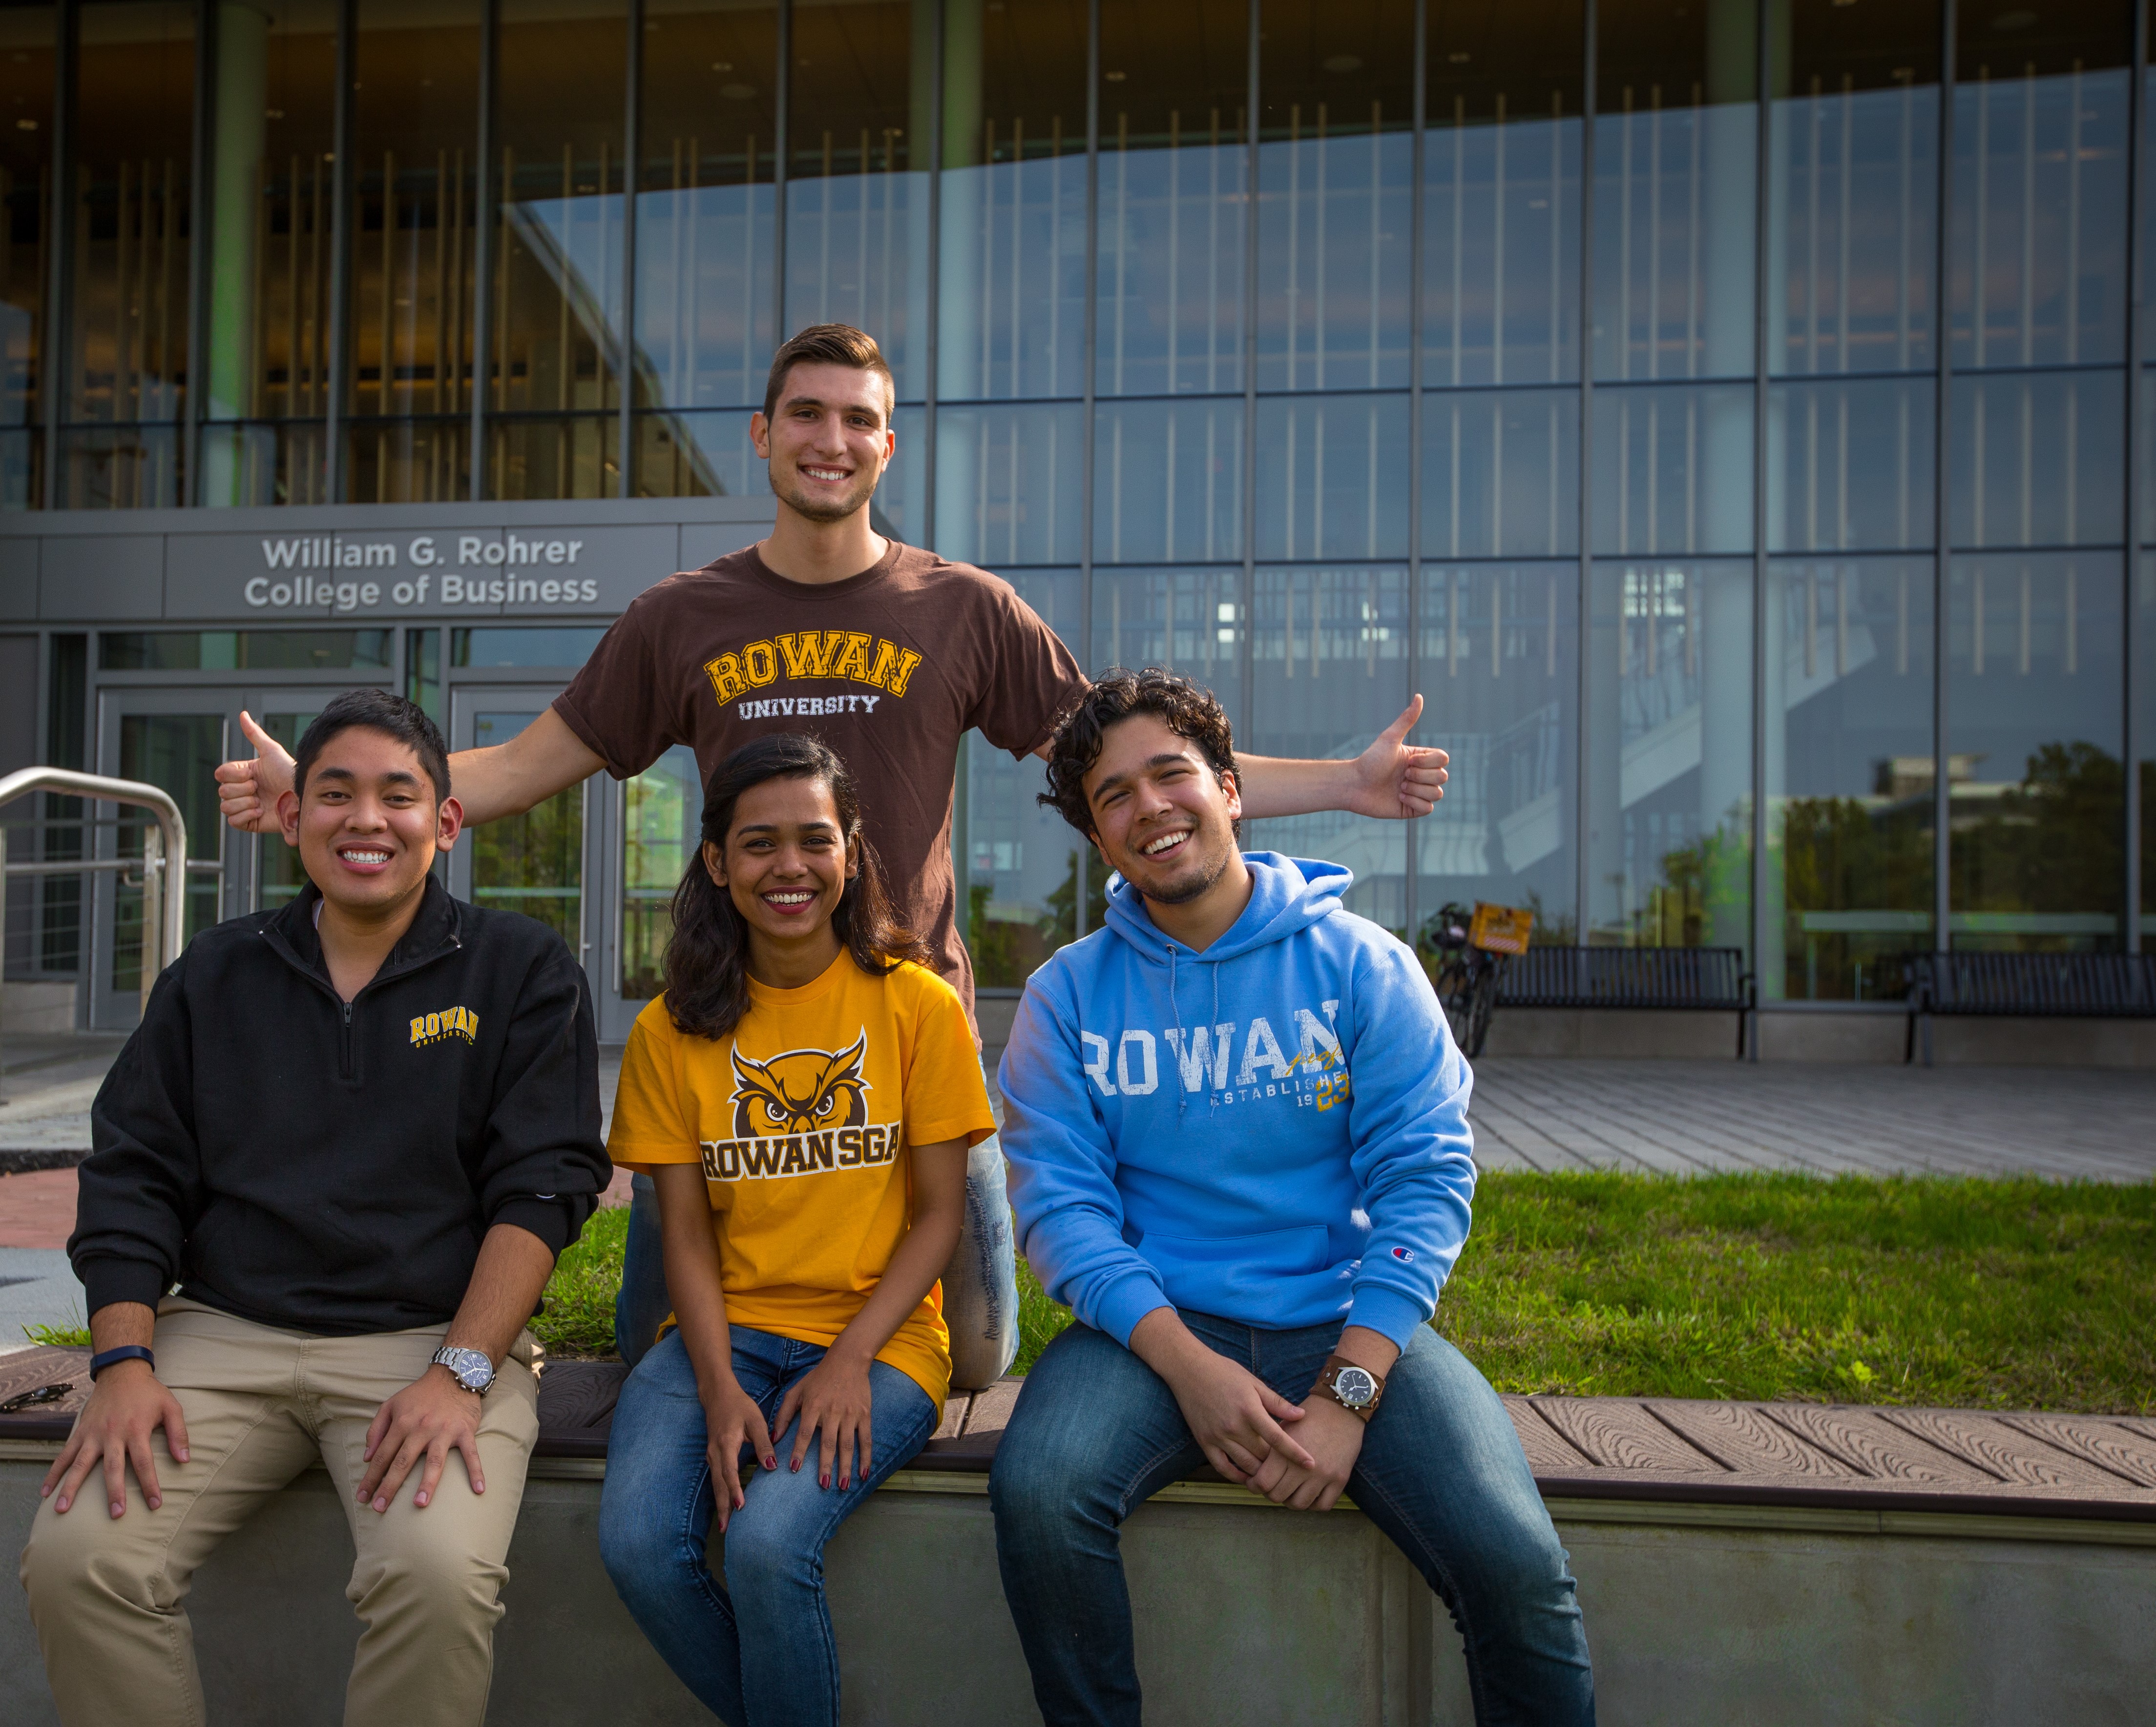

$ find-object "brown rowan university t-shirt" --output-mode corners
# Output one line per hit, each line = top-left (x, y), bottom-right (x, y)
(554, 541), (1087, 1021)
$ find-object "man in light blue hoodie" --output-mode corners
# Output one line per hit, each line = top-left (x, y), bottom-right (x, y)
(989, 668), (1593, 1727)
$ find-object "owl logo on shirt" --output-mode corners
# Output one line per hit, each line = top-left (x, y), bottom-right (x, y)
(730, 1033), (873, 1137)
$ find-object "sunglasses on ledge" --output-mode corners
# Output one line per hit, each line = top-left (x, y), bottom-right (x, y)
(0, 1382), (73, 1413)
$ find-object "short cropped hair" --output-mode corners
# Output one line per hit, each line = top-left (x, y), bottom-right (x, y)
(1039, 667), (1239, 839)
(763, 324), (897, 425)
(294, 689), (452, 805)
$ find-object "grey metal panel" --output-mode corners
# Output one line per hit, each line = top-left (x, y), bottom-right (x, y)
(0, 540), (36, 621)
(39, 538), (164, 620)
(680, 511), (774, 572)
(0, 495), (774, 540)
(164, 522), (689, 621)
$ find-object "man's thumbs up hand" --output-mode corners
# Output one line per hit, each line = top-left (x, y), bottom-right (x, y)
(214, 710), (296, 834)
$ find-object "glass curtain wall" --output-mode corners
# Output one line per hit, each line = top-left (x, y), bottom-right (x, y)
(0, 6), (54, 508)
(629, 0), (778, 498)
(13, 0), (2156, 991)
(1417, 1), (1584, 942)
(198, 0), (335, 506)
(1586, 0), (1758, 953)
(1762, 0), (1941, 1000)
(489, 0), (628, 499)
(943, 5), (1085, 983)
(344, 0), (479, 503)
(61, 1), (195, 507)
(1944, 0), (2131, 956)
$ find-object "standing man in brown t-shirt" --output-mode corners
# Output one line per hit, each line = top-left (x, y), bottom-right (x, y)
(215, 324), (1450, 1391)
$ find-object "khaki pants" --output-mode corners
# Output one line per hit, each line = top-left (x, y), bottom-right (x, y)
(20, 1298), (541, 1727)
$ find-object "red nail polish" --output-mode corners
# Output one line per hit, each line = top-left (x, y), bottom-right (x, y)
(791, 1459), (800, 1472)
(819, 1474), (829, 1488)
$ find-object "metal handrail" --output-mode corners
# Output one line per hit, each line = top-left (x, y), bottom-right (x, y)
(0, 766), (191, 984)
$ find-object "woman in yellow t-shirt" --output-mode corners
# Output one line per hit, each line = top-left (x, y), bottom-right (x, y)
(597, 732), (995, 1727)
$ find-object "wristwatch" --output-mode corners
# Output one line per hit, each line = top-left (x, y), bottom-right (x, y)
(1315, 1354), (1385, 1421)
(431, 1345), (497, 1397)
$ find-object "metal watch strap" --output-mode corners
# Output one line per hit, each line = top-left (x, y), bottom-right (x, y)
(431, 1345), (496, 1395)
(1317, 1354), (1385, 1420)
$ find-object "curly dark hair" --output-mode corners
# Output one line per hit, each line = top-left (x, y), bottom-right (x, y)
(666, 732), (930, 1041)
(1038, 667), (1240, 839)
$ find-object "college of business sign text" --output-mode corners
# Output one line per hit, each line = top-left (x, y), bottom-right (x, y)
(160, 524), (684, 620)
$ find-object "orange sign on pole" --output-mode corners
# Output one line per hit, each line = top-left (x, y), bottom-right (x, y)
(1468, 902), (1535, 956)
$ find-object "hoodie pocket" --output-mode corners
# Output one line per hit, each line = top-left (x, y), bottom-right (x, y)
(1138, 1225), (1333, 1315)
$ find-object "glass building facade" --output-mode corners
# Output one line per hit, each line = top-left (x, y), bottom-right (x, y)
(0, 0), (2150, 1007)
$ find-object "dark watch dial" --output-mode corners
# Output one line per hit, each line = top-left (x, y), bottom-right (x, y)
(1333, 1366), (1378, 1407)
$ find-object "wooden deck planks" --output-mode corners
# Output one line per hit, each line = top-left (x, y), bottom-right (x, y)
(1759, 1405), (1995, 1485)
(1502, 1397), (1595, 1474)
(1643, 1399), (1860, 1479)
(1876, 1408), (2132, 1492)
(1996, 1414), (2156, 1489)
(1529, 1397), (1724, 1473)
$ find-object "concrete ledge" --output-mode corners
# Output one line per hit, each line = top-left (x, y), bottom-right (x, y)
(1480, 1007), (1742, 1060)
(4, 1456), (2153, 1725)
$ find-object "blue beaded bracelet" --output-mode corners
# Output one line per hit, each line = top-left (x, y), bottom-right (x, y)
(88, 1345), (156, 1381)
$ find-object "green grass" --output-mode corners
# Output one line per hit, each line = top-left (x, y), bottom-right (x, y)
(21, 1320), (91, 1349)
(1018, 1172), (2156, 1415)
(533, 1203), (630, 1358)
(545, 1173), (2156, 1415)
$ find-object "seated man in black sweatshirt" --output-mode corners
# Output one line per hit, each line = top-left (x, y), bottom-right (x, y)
(19, 688), (610, 1727)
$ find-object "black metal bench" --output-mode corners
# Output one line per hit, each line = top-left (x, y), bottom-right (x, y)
(1493, 946), (1755, 1059)
(1901, 951), (2156, 1066)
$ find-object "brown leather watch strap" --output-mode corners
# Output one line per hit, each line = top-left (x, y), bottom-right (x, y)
(1315, 1354), (1385, 1420)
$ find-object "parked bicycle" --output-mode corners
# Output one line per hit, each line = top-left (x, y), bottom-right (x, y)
(1418, 901), (1533, 1059)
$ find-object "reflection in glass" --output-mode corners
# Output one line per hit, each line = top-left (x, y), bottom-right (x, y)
(1423, 0), (1582, 387)
(1947, 370), (2124, 550)
(1092, 396), (1243, 565)
(2137, 555), (2154, 934)
(470, 709), (584, 945)
(405, 627), (440, 717)
(63, 2), (196, 508)
(1950, 64), (2129, 370)
(632, 1), (776, 434)
(1421, 388), (1579, 560)
(935, 402), (1083, 569)
(253, 709), (322, 911)
(1763, 558), (1934, 1002)
(1591, 382), (1753, 556)
(1242, 565), (1408, 929)
(620, 744), (696, 999)
(346, 0), (479, 503)
(963, 569), (1082, 986)
(633, 408), (757, 499)
(1095, 0), (1247, 398)
(1591, 2), (1755, 382)
(1090, 565), (1242, 720)
(1413, 562), (1578, 940)
(937, 1), (1086, 402)
(200, 1), (335, 506)
(1256, 0), (1413, 393)
(1769, 0), (1940, 378)
(1766, 376), (1933, 553)
(1586, 559), (1753, 950)
(785, 1), (925, 401)
(98, 630), (393, 670)
(451, 627), (605, 667)
(1946, 552), (2124, 949)
(112, 713), (223, 991)
(876, 404), (927, 543)
(490, 0), (628, 500)
(0, 6), (54, 508)
(1253, 394), (1410, 562)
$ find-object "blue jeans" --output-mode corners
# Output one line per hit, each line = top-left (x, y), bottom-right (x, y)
(598, 1327), (940, 1727)
(616, 1131), (1020, 1390)
(989, 1316), (1595, 1727)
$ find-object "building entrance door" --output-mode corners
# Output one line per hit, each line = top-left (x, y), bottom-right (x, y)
(447, 690), (595, 975)
(90, 686), (381, 1029)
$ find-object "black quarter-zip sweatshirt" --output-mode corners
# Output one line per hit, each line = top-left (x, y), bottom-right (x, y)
(70, 876), (611, 1335)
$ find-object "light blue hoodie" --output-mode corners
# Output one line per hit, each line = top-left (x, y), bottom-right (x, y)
(997, 852), (1475, 1351)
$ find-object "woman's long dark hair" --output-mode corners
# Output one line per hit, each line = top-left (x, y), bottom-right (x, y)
(664, 733), (930, 1040)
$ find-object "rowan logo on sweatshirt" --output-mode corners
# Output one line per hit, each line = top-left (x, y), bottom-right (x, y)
(410, 1005), (479, 1047)
(1079, 1001), (1351, 1109)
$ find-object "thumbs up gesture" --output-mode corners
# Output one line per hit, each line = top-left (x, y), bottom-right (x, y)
(213, 711), (296, 835)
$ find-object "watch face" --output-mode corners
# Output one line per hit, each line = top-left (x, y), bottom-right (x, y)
(1334, 1367), (1377, 1408)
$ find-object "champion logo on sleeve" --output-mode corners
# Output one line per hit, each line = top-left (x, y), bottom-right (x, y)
(1391, 1246), (1415, 1262)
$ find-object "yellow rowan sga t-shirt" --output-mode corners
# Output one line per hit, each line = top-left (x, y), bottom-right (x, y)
(607, 951), (996, 1408)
